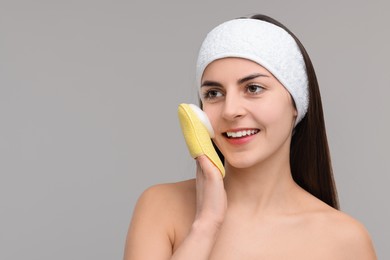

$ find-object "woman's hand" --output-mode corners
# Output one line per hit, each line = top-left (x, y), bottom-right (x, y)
(125, 155), (227, 260)
(194, 155), (227, 228)
(170, 155), (227, 260)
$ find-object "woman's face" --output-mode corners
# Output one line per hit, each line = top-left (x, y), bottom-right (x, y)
(201, 58), (297, 169)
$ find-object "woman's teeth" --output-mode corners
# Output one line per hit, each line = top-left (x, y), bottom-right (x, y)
(225, 129), (259, 138)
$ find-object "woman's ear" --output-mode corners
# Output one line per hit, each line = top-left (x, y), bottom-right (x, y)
(289, 94), (298, 117)
(293, 108), (298, 117)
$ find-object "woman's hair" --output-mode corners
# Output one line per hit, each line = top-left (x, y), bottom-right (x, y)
(200, 14), (339, 209)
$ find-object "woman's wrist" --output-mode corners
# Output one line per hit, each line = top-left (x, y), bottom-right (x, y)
(170, 218), (222, 259)
(190, 218), (223, 240)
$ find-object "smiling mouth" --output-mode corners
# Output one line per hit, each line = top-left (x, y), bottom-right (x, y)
(223, 129), (260, 138)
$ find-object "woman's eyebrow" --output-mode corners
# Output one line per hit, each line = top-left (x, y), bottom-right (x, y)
(201, 80), (222, 88)
(201, 73), (268, 88)
(238, 73), (269, 84)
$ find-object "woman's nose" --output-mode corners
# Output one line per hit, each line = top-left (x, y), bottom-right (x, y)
(222, 92), (246, 120)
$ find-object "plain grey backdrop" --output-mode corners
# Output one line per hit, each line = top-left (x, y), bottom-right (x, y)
(1, 0), (389, 259)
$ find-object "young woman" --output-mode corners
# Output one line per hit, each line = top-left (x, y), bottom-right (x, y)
(124, 14), (376, 259)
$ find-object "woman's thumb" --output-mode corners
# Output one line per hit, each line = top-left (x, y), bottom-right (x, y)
(196, 155), (223, 180)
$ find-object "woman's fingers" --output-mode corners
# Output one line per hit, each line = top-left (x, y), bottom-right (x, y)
(195, 155), (227, 225)
(196, 155), (224, 180)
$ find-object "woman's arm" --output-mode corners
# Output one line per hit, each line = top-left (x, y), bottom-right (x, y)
(123, 155), (227, 260)
(171, 156), (227, 259)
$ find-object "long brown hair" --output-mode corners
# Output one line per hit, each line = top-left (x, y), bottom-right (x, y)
(200, 14), (339, 209)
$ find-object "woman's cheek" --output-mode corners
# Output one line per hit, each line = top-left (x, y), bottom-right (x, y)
(208, 114), (219, 136)
(203, 107), (217, 130)
(257, 98), (289, 125)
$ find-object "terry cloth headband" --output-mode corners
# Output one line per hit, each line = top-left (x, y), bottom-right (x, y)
(196, 18), (309, 125)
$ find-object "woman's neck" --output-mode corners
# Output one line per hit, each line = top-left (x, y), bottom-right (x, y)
(223, 152), (303, 216)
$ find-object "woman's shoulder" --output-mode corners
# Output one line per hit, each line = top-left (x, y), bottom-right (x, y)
(305, 202), (377, 259)
(125, 180), (197, 258)
(127, 179), (197, 253)
(326, 209), (374, 247)
(133, 179), (197, 222)
(138, 179), (196, 205)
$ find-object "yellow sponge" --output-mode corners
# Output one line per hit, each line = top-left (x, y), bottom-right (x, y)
(178, 103), (225, 177)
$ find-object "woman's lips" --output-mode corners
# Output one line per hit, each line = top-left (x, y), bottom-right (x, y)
(224, 129), (260, 138)
(222, 129), (260, 145)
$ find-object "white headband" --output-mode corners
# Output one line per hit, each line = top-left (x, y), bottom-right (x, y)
(196, 19), (309, 125)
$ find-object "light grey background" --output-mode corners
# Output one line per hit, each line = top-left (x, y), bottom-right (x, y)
(1, 0), (389, 259)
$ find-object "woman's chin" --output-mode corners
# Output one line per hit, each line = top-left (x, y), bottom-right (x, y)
(225, 157), (260, 171)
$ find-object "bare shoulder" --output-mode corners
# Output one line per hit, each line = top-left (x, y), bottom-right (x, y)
(139, 179), (196, 207)
(131, 179), (197, 242)
(291, 190), (377, 259)
(134, 179), (196, 222)
(305, 202), (377, 260)
(124, 179), (196, 259)
(324, 209), (376, 259)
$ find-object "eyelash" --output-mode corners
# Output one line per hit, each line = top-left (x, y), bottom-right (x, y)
(246, 84), (264, 94)
(202, 84), (265, 101)
(202, 89), (222, 100)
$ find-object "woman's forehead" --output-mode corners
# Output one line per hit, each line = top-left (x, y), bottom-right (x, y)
(202, 58), (273, 79)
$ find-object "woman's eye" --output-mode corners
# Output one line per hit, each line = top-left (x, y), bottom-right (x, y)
(203, 89), (223, 100)
(246, 84), (264, 94)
